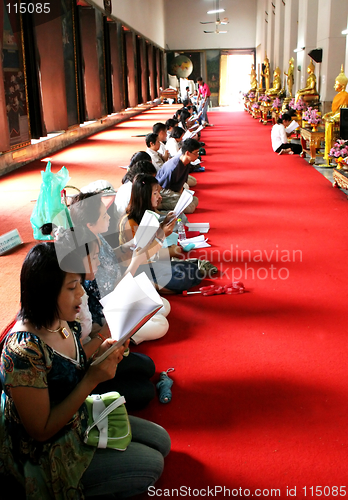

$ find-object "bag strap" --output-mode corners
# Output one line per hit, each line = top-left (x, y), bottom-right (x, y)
(85, 394), (126, 448)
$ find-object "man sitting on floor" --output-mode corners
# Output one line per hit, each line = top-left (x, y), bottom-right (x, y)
(156, 138), (200, 214)
(271, 113), (302, 155)
(153, 122), (170, 163)
(145, 133), (165, 171)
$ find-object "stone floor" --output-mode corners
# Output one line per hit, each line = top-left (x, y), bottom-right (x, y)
(294, 141), (348, 197)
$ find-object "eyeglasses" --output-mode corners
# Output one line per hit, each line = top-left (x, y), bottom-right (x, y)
(191, 150), (200, 156)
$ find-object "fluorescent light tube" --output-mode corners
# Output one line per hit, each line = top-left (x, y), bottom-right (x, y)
(207, 8), (225, 14)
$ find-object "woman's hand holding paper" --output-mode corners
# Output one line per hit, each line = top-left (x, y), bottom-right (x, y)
(160, 211), (176, 237)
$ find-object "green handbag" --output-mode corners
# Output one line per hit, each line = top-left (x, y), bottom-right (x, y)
(84, 392), (132, 451)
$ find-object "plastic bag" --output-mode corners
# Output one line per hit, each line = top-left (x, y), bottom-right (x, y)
(30, 161), (71, 240)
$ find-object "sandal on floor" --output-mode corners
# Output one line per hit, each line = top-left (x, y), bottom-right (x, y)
(186, 258), (218, 274)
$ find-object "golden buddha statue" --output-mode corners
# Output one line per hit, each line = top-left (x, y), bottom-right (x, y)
(249, 64), (258, 91)
(261, 55), (270, 91)
(323, 64), (348, 164)
(295, 60), (317, 104)
(284, 57), (294, 97)
(265, 67), (282, 96)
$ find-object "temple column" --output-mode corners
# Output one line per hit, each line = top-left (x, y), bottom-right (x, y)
(295, 0), (318, 95)
(266, 0), (275, 72)
(273, 0), (285, 81)
(317, 0), (348, 113)
(283, 0), (298, 94)
(346, 24), (348, 77)
(256, 0), (267, 87)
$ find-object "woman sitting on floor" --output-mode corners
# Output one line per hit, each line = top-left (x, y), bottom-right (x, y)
(51, 225), (157, 411)
(69, 192), (172, 342)
(119, 174), (203, 294)
(271, 113), (302, 155)
(0, 242), (170, 499)
(166, 126), (186, 158)
(115, 159), (157, 226)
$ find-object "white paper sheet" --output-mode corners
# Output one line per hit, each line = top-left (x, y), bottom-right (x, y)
(133, 210), (160, 250)
(286, 120), (299, 134)
(172, 189), (193, 217)
(185, 222), (210, 234)
(179, 235), (211, 248)
(91, 273), (162, 365)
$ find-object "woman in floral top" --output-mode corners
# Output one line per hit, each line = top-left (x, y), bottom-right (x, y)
(0, 242), (170, 499)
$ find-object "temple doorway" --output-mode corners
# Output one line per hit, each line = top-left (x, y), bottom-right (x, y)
(219, 52), (255, 110)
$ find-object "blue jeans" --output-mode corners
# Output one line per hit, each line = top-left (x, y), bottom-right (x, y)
(198, 97), (210, 124)
(81, 416), (171, 498)
(137, 261), (203, 293)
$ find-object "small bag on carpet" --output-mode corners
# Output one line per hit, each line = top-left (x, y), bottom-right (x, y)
(84, 392), (132, 451)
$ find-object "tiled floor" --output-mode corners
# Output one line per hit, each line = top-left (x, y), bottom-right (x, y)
(297, 141), (348, 197)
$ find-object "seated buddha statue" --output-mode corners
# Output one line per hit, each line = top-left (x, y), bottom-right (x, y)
(323, 64), (348, 164)
(265, 67), (282, 96)
(249, 64), (258, 92)
(295, 60), (318, 104)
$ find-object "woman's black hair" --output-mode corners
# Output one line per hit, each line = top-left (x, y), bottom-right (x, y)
(277, 112), (291, 125)
(128, 151), (151, 169)
(18, 227), (98, 329)
(165, 118), (177, 130)
(180, 109), (191, 130)
(40, 222), (57, 236)
(126, 174), (160, 225)
(18, 243), (79, 330)
(69, 191), (103, 227)
(122, 160), (156, 184)
(170, 126), (185, 140)
(174, 108), (183, 120)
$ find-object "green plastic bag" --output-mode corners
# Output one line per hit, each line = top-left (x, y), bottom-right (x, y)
(30, 161), (71, 240)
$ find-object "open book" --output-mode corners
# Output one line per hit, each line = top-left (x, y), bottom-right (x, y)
(172, 189), (193, 218)
(285, 120), (299, 134)
(179, 234), (211, 249)
(182, 124), (204, 141)
(91, 273), (163, 365)
(133, 210), (160, 250)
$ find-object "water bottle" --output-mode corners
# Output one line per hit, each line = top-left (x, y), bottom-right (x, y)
(177, 218), (186, 241)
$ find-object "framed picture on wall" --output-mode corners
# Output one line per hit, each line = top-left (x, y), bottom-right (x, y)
(1, 3), (31, 149)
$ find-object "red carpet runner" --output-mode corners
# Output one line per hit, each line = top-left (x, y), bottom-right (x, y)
(2, 107), (348, 498)
(133, 110), (348, 499)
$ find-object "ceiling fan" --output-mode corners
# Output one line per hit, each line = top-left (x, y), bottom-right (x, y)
(203, 28), (228, 34)
(201, 0), (228, 33)
(200, 17), (229, 26)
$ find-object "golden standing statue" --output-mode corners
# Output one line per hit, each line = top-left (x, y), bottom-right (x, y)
(249, 64), (258, 91)
(295, 60), (317, 104)
(323, 64), (348, 164)
(261, 55), (270, 91)
(284, 57), (294, 97)
(265, 67), (282, 96)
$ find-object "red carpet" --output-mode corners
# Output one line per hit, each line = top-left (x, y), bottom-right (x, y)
(2, 107), (348, 498)
(132, 110), (348, 498)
